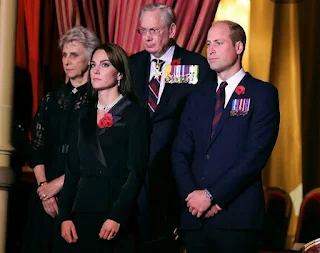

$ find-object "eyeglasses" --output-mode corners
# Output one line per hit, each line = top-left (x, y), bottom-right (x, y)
(137, 27), (167, 36)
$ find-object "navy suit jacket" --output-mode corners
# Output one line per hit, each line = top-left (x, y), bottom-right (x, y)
(172, 73), (280, 231)
(130, 44), (214, 232)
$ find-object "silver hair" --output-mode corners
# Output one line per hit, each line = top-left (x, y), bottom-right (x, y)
(58, 26), (100, 59)
(139, 3), (176, 26)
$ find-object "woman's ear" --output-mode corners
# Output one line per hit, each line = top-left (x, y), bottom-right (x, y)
(117, 72), (123, 80)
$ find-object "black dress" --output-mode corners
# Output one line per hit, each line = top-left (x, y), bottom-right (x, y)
(58, 97), (150, 253)
(23, 82), (89, 253)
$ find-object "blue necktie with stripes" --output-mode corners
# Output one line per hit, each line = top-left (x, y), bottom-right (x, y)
(148, 59), (165, 115)
(211, 81), (228, 138)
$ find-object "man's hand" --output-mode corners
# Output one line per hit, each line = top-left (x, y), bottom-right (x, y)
(61, 220), (78, 243)
(42, 197), (59, 218)
(186, 190), (211, 218)
(37, 177), (64, 200)
(99, 219), (120, 240)
(205, 204), (222, 218)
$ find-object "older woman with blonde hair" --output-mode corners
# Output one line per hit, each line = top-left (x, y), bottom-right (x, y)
(23, 26), (100, 253)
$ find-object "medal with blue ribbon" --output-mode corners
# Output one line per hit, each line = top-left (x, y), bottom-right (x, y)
(230, 98), (251, 116)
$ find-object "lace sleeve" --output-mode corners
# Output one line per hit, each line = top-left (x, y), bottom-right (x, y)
(29, 92), (51, 169)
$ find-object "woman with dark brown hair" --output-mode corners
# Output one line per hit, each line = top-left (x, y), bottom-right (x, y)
(58, 43), (150, 253)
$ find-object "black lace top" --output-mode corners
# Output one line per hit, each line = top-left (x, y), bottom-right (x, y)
(29, 82), (89, 181)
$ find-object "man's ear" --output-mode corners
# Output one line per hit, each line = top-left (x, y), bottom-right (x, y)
(169, 23), (176, 39)
(235, 41), (244, 56)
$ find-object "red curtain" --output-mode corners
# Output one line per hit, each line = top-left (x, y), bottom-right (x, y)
(55, 0), (107, 42)
(173, 0), (219, 52)
(55, 0), (219, 54)
(15, 0), (62, 119)
(15, 0), (28, 69)
(17, 0), (42, 116)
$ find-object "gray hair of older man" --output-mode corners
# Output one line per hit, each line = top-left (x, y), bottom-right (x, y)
(58, 26), (100, 59)
(139, 3), (176, 26)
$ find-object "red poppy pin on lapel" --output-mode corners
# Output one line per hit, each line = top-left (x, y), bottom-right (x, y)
(235, 85), (245, 95)
(171, 59), (181, 65)
(98, 113), (113, 128)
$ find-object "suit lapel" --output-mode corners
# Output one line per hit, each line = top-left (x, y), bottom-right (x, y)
(92, 130), (107, 167)
(97, 96), (132, 136)
(207, 73), (250, 149)
(203, 84), (218, 147)
(83, 107), (108, 167)
(153, 84), (177, 119)
(87, 97), (132, 166)
(153, 44), (182, 119)
(208, 93), (234, 147)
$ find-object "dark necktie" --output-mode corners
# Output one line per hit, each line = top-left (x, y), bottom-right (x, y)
(148, 59), (165, 115)
(211, 81), (228, 138)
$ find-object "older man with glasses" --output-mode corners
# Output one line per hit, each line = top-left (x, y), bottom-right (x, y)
(130, 3), (214, 253)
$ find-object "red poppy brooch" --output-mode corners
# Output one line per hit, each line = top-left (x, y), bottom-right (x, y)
(97, 113), (113, 128)
(171, 58), (181, 65)
(235, 85), (245, 95)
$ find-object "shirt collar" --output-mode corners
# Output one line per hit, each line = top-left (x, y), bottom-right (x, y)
(217, 68), (246, 88)
(150, 45), (175, 64)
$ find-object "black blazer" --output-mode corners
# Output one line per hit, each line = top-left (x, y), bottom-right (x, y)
(130, 43), (215, 226)
(59, 97), (151, 228)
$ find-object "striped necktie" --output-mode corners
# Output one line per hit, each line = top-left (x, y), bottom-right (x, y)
(148, 59), (165, 115)
(211, 81), (228, 138)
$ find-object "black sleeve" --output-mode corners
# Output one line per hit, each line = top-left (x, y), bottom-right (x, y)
(29, 92), (52, 169)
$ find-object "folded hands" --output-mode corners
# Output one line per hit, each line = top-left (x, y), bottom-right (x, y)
(185, 190), (222, 218)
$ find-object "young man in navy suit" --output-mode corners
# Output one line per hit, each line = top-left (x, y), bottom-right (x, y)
(130, 3), (214, 253)
(172, 20), (280, 253)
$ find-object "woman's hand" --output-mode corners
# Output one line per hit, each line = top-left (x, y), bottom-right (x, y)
(37, 176), (64, 200)
(42, 197), (59, 218)
(61, 220), (78, 243)
(99, 219), (120, 240)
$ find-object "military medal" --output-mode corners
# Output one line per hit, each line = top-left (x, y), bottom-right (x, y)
(164, 64), (199, 85)
(154, 60), (162, 80)
(230, 98), (251, 116)
(188, 65), (199, 84)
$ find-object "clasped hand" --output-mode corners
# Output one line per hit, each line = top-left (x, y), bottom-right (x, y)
(186, 190), (221, 218)
(42, 197), (58, 218)
(38, 179), (62, 217)
(61, 219), (120, 243)
(37, 179), (61, 201)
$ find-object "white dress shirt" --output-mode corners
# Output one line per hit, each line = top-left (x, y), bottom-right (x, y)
(217, 68), (246, 108)
(149, 46), (175, 104)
